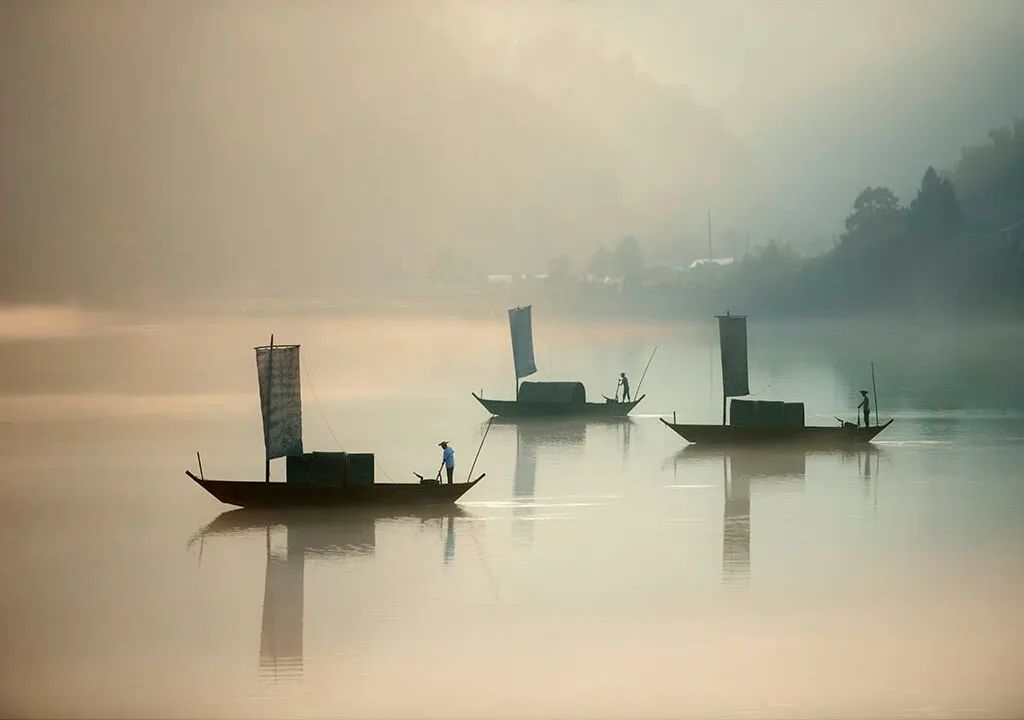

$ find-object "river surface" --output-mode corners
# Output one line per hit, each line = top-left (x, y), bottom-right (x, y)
(1, 308), (1022, 718)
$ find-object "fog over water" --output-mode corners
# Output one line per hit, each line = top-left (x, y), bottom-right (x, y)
(1, 311), (1023, 717)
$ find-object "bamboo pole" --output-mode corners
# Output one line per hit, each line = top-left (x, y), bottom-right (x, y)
(466, 417), (494, 483)
(635, 346), (658, 397)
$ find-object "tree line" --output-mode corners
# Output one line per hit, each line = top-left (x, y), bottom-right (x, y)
(557, 119), (1024, 318)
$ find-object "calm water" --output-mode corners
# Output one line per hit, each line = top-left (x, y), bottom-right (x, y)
(1, 309), (1023, 718)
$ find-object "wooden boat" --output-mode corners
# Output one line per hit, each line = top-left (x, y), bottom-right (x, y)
(473, 392), (643, 418)
(663, 314), (893, 446)
(186, 471), (483, 509)
(474, 305), (645, 418)
(186, 336), (485, 509)
(660, 418), (893, 446)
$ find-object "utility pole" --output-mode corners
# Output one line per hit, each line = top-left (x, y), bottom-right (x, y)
(707, 210), (712, 261)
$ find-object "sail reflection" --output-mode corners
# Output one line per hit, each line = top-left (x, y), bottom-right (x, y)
(676, 446), (879, 586)
(496, 418), (633, 546)
(192, 505), (466, 680)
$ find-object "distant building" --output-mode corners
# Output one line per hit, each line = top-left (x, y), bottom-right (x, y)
(486, 273), (551, 284)
(688, 257), (735, 270)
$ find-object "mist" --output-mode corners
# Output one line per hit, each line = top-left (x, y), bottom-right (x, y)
(1, 1), (1023, 308)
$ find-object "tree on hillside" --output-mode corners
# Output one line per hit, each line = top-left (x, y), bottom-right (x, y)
(611, 235), (645, 281)
(908, 166), (963, 241)
(840, 186), (905, 252)
(954, 118), (1024, 230)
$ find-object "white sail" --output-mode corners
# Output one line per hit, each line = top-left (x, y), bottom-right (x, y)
(256, 344), (303, 459)
(717, 315), (750, 397)
(508, 306), (537, 380)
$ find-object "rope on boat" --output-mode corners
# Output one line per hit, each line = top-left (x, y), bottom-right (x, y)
(301, 353), (344, 451)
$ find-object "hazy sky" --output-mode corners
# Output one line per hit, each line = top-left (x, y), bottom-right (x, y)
(2, 1), (1022, 304)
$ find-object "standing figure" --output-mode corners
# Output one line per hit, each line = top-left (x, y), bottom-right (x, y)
(857, 390), (871, 428)
(617, 372), (631, 402)
(439, 441), (455, 484)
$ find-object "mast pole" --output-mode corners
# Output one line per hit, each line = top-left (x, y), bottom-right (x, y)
(265, 333), (273, 483)
(719, 315), (727, 426)
(871, 361), (879, 427)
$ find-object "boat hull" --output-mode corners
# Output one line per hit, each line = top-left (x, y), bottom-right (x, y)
(187, 471), (482, 509)
(660, 418), (893, 445)
(473, 393), (644, 418)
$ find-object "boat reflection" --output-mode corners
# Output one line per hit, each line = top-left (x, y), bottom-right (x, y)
(674, 446), (879, 587)
(191, 505), (467, 680)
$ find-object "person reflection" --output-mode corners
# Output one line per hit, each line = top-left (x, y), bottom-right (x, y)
(443, 513), (456, 565)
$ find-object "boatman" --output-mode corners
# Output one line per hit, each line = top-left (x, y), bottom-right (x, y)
(857, 390), (871, 427)
(439, 441), (455, 484)
(617, 372), (631, 402)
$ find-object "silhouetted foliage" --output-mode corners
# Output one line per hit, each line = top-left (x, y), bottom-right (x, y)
(953, 119), (1024, 231)
(908, 166), (963, 241)
(840, 186), (905, 254)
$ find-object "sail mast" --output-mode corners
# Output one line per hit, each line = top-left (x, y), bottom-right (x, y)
(265, 334), (273, 482)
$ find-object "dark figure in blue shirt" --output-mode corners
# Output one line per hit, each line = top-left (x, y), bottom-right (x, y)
(439, 441), (455, 484)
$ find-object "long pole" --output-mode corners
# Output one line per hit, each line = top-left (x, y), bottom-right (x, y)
(466, 417), (494, 483)
(871, 361), (879, 427)
(265, 333), (273, 483)
(196, 452), (205, 481)
(634, 346), (658, 397)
